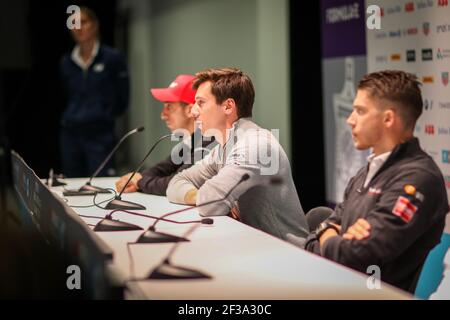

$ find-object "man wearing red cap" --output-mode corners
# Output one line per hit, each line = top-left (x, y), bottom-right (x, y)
(115, 74), (215, 195)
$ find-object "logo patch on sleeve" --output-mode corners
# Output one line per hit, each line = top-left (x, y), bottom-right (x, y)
(404, 184), (416, 195)
(392, 196), (417, 223)
(403, 184), (425, 202)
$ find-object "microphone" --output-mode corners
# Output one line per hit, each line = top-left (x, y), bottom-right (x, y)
(93, 208), (214, 232)
(63, 127), (145, 196)
(129, 175), (283, 281)
(104, 133), (174, 210)
(305, 206), (334, 231)
(135, 173), (251, 243)
(146, 223), (213, 280)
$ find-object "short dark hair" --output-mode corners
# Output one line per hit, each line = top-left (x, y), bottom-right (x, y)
(358, 70), (423, 130)
(80, 6), (99, 25)
(193, 67), (255, 118)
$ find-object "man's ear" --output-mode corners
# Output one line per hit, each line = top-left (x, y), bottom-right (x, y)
(223, 98), (236, 116)
(383, 108), (396, 128)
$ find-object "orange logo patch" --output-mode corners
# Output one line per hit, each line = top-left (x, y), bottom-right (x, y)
(404, 184), (416, 195)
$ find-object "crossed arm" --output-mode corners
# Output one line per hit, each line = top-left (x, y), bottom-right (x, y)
(306, 170), (444, 273)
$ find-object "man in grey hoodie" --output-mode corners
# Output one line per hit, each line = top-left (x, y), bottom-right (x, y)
(167, 67), (308, 240)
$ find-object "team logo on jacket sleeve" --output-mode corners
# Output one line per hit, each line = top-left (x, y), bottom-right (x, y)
(392, 196), (418, 222)
(93, 63), (105, 72)
(404, 184), (425, 202)
(404, 184), (416, 195)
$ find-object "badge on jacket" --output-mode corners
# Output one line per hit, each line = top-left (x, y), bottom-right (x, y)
(404, 184), (425, 202)
(93, 63), (105, 72)
(392, 195), (418, 223)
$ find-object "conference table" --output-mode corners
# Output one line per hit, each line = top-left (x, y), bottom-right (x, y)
(51, 176), (412, 300)
(12, 151), (411, 299)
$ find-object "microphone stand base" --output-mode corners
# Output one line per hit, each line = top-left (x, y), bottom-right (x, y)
(148, 262), (212, 280)
(104, 199), (146, 210)
(63, 190), (96, 197)
(93, 218), (143, 232)
(63, 184), (111, 197)
(79, 184), (110, 193)
(137, 230), (189, 243)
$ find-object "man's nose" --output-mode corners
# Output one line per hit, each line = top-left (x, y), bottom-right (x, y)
(161, 108), (168, 120)
(191, 105), (200, 118)
(347, 112), (355, 126)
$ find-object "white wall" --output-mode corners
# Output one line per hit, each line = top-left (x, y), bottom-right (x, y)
(121, 0), (290, 168)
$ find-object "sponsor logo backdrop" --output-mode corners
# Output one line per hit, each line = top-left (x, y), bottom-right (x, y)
(366, 0), (450, 201)
(322, 0), (450, 202)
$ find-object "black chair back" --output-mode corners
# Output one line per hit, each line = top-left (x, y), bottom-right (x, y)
(306, 206), (333, 232)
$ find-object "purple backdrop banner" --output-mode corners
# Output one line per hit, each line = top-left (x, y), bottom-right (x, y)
(321, 0), (367, 58)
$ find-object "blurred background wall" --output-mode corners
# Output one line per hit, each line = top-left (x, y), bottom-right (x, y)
(121, 0), (291, 167)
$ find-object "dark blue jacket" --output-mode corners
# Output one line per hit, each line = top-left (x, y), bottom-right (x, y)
(60, 44), (129, 128)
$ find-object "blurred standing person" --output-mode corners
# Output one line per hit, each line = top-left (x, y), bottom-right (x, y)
(60, 7), (129, 177)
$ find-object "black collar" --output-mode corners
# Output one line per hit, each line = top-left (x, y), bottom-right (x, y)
(369, 137), (421, 184)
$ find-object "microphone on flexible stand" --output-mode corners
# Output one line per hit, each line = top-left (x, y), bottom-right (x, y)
(93, 208), (214, 232)
(63, 127), (145, 196)
(135, 173), (251, 243)
(146, 223), (213, 280)
(127, 175), (284, 280)
(103, 133), (174, 210)
(94, 173), (281, 233)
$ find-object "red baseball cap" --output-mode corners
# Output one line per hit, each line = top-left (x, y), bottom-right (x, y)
(150, 74), (196, 104)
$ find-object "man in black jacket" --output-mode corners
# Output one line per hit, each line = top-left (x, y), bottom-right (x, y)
(115, 74), (215, 195)
(304, 70), (449, 293)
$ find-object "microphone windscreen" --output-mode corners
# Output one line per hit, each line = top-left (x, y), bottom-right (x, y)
(201, 218), (214, 225)
(307, 206), (334, 215)
(137, 126), (145, 132)
(241, 173), (250, 181)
